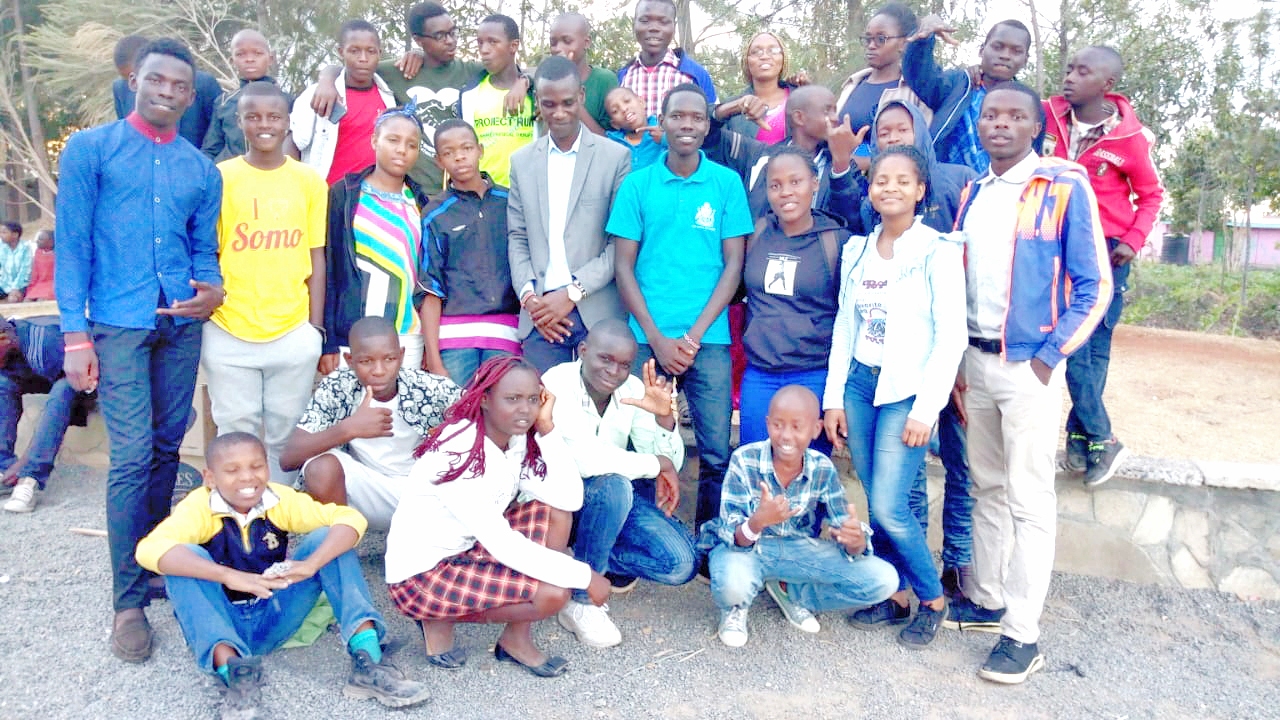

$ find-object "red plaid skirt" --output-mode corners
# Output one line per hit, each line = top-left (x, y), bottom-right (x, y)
(389, 500), (551, 620)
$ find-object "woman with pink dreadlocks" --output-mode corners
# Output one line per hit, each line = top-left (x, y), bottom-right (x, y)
(385, 355), (610, 678)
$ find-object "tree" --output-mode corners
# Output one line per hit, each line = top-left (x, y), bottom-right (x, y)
(0, 0), (55, 220)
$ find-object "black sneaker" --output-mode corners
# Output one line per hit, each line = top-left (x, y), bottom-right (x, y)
(221, 656), (264, 720)
(847, 598), (910, 629)
(978, 635), (1045, 684)
(898, 602), (947, 648)
(1084, 438), (1129, 488)
(343, 650), (432, 708)
(1064, 433), (1088, 473)
(606, 573), (639, 595)
(941, 597), (1004, 633)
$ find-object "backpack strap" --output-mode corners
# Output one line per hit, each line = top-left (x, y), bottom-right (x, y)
(819, 229), (841, 277)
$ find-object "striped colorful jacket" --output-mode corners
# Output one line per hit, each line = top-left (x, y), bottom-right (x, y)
(955, 157), (1113, 367)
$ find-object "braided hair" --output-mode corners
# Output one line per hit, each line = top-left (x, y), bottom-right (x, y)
(414, 355), (547, 485)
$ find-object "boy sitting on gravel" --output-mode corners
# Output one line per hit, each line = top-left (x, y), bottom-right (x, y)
(136, 432), (431, 719)
(703, 385), (898, 647)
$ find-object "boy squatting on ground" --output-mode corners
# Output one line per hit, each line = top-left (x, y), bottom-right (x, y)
(281, 317), (460, 530)
(135, 432), (430, 719)
(705, 385), (898, 648)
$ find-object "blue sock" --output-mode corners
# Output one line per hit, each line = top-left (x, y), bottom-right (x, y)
(215, 664), (230, 685)
(348, 628), (381, 663)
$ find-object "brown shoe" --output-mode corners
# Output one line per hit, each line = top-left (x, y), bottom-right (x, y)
(111, 609), (153, 663)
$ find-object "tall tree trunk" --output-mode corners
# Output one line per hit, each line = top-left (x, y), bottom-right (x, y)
(845, 0), (864, 60)
(11, 0), (52, 220)
(676, 0), (694, 53)
(1025, 0), (1045, 94)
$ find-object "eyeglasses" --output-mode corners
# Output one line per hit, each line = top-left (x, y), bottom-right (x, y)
(860, 33), (906, 47)
(748, 46), (784, 59)
(414, 27), (458, 41)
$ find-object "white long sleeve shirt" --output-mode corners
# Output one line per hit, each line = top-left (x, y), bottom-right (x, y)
(384, 422), (591, 589)
(540, 361), (685, 480)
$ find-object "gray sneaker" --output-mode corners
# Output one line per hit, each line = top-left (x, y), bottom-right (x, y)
(764, 580), (819, 633)
(1084, 438), (1130, 488)
(220, 656), (264, 720)
(343, 650), (431, 708)
(717, 605), (750, 648)
(3, 477), (37, 513)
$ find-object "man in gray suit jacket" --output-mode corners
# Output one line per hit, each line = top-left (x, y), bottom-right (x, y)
(508, 56), (631, 372)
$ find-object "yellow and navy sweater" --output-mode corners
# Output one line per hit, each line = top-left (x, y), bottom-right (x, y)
(136, 483), (367, 601)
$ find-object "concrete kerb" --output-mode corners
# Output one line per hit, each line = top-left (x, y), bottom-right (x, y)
(1114, 453), (1280, 492)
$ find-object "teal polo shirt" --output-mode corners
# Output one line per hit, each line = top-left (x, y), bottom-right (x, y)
(606, 151), (753, 345)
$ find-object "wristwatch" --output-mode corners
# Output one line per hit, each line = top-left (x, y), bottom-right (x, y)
(566, 280), (586, 303)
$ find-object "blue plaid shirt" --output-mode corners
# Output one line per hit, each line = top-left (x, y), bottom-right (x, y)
(705, 440), (865, 550)
(941, 85), (990, 175)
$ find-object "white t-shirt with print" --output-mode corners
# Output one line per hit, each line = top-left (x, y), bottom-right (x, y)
(852, 249), (893, 368)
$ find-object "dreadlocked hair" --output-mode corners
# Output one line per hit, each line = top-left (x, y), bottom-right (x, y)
(413, 355), (547, 485)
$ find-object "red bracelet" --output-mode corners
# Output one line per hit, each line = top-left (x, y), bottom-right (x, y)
(64, 342), (94, 352)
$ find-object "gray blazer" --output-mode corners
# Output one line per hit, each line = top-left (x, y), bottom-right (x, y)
(507, 126), (631, 337)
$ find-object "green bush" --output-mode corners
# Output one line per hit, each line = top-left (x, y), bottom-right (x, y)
(1123, 262), (1280, 339)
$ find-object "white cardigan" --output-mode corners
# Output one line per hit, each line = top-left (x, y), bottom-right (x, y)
(383, 421), (591, 589)
(823, 218), (968, 425)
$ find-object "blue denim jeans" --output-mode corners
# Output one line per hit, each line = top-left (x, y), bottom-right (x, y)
(0, 374), (78, 489)
(570, 473), (698, 603)
(95, 319), (202, 611)
(521, 308), (590, 374)
(843, 361), (943, 601)
(1066, 246), (1129, 443)
(709, 537), (897, 613)
(440, 347), (512, 387)
(637, 342), (732, 530)
(738, 364), (832, 455)
(166, 527), (386, 673)
(910, 400), (974, 569)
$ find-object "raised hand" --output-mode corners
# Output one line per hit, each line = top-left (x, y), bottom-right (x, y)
(911, 13), (960, 45)
(619, 358), (675, 419)
(751, 481), (803, 530)
(826, 115), (868, 173)
(343, 389), (394, 440)
(535, 387), (556, 435)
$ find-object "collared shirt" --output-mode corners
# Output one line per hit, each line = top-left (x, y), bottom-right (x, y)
(112, 71), (224, 148)
(946, 85), (990, 174)
(208, 485), (281, 528)
(605, 151), (754, 345)
(296, 367), (461, 439)
(55, 114), (222, 332)
(963, 150), (1040, 338)
(543, 132), (582, 292)
(707, 440), (857, 548)
(621, 50), (694, 119)
(0, 241), (34, 294)
(1067, 102), (1120, 161)
(540, 360), (685, 481)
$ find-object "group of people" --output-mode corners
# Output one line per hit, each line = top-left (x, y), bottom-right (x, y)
(18, 0), (1165, 716)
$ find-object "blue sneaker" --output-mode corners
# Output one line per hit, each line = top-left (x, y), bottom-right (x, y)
(942, 597), (1004, 634)
(978, 635), (1045, 684)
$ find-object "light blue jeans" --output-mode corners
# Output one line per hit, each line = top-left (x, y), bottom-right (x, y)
(843, 361), (944, 601)
(709, 536), (898, 613)
(166, 527), (386, 673)
(570, 474), (698, 603)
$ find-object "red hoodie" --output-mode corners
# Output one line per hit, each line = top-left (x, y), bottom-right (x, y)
(1042, 93), (1164, 253)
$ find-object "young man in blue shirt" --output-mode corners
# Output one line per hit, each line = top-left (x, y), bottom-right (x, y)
(57, 38), (225, 664)
(609, 83), (753, 539)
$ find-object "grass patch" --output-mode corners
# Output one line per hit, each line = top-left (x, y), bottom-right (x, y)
(1123, 262), (1280, 339)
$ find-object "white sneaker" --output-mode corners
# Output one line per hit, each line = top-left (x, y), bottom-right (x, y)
(3, 477), (37, 513)
(765, 580), (820, 633)
(557, 601), (621, 648)
(718, 605), (750, 648)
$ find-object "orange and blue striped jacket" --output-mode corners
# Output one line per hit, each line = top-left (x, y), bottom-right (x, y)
(955, 157), (1113, 367)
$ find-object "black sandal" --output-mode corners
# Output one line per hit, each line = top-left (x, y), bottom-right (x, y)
(494, 644), (568, 678)
(416, 620), (466, 669)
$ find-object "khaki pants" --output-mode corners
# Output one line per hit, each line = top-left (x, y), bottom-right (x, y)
(963, 346), (1064, 644)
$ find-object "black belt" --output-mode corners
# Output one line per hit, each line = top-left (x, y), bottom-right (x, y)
(968, 336), (1003, 354)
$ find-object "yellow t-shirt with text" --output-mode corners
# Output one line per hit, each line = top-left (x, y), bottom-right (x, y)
(460, 75), (535, 187)
(211, 157), (328, 341)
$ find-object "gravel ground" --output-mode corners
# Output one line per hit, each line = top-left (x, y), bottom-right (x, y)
(2, 464), (1278, 720)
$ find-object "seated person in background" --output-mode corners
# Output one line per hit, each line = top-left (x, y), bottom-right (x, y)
(24, 230), (55, 302)
(111, 34), (223, 148)
(386, 356), (610, 677)
(704, 385), (898, 648)
(0, 316), (87, 513)
(604, 86), (665, 171)
(291, 20), (394, 184)
(420, 119), (521, 385)
(136, 432), (431, 719)
(281, 317), (460, 530)
(541, 319), (697, 648)
(202, 29), (292, 162)
(0, 222), (32, 303)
